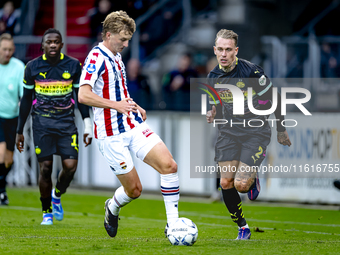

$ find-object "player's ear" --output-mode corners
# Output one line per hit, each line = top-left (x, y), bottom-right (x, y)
(106, 32), (111, 40)
(213, 46), (217, 55)
(60, 42), (64, 49)
(235, 47), (239, 56)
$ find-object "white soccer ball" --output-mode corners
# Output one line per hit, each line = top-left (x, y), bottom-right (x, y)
(167, 217), (198, 246)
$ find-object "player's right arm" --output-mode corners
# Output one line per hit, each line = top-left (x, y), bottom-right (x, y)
(16, 88), (34, 152)
(16, 62), (34, 152)
(78, 85), (137, 118)
(206, 74), (223, 123)
(79, 51), (137, 118)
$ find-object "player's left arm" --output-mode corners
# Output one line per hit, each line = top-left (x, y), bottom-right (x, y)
(73, 62), (92, 147)
(251, 67), (291, 147)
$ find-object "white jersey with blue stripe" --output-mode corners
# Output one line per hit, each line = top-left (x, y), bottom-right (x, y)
(79, 43), (143, 139)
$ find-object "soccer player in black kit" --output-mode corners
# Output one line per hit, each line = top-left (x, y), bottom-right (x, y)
(206, 29), (291, 239)
(16, 28), (92, 225)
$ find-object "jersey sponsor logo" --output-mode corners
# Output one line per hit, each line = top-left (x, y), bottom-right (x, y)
(142, 128), (154, 138)
(39, 72), (47, 79)
(62, 71), (71, 79)
(259, 75), (266, 86)
(86, 63), (96, 74)
(35, 80), (73, 96)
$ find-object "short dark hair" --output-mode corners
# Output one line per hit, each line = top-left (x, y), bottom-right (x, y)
(42, 28), (62, 42)
(41, 28), (62, 51)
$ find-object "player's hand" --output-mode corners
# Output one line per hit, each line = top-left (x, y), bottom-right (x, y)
(138, 105), (147, 121)
(115, 98), (138, 119)
(206, 105), (216, 123)
(16, 134), (25, 153)
(83, 133), (92, 147)
(277, 130), (291, 147)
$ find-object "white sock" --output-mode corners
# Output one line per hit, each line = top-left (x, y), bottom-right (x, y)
(109, 186), (134, 216)
(160, 172), (179, 224)
(239, 224), (249, 229)
(51, 189), (60, 200)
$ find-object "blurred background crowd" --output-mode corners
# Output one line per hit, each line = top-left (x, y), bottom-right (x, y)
(3, 0), (340, 112)
(3, 0), (340, 202)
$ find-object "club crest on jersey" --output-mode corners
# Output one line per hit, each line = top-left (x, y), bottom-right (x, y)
(236, 80), (245, 88)
(119, 161), (127, 170)
(86, 63), (96, 74)
(62, 71), (71, 79)
(259, 75), (266, 86)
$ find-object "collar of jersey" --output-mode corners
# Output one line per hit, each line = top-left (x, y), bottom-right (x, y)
(98, 42), (119, 60)
(219, 57), (238, 70)
(42, 53), (64, 60)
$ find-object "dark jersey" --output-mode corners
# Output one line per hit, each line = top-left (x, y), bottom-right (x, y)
(23, 53), (82, 124)
(207, 58), (273, 138)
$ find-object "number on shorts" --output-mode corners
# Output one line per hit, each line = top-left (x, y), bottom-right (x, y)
(71, 134), (78, 152)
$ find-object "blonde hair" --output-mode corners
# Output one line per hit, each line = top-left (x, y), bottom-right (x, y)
(215, 29), (238, 47)
(0, 33), (13, 44)
(102, 10), (136, 40)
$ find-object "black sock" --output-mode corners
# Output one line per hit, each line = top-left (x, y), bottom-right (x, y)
(55, 181), (68, 197)
(0, 163), (6, 192)
(222, 187), (247, 227)
(40, 196), (52, 213)
(55, 169), (76, 196)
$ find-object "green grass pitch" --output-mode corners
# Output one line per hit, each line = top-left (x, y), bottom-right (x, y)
(1, 187), (340, 254)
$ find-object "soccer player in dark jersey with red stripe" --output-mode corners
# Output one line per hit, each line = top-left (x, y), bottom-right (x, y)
(15, 28), (92, 225)
(206, 29), (291, 239)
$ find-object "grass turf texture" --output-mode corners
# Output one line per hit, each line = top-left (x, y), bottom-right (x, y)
(1, 188), (340, 254)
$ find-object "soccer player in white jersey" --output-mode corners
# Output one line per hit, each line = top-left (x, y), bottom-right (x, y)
(78, 10), (179, 237)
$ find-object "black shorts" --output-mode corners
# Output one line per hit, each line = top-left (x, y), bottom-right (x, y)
(215, 133), (271, 167)
(0, 117), (18, 151)
(32, 116), (79, 162)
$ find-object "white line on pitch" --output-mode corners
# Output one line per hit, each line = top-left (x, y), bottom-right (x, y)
(181, 211), (340, 228)
(2, 206), (340, 237)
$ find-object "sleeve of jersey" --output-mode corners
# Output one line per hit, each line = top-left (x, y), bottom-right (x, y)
(23, 62), (35, 90)
(72, 61), (82, 88)
(18, 62), (25, 98)
(206, 73), (223, 119)
(250, 67), (272, 97)
(79, 51), (105, 88)
(206, 74), (220, 106)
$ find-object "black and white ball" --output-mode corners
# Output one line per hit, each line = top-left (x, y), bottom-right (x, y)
(167, 217), (198, 246)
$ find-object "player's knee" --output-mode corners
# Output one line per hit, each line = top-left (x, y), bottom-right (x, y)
(126, 184), (142, 199)
(161, 159), (177, 175)
(220, 178), (234, 190)
(40, 162), (53, 180)
(62, 160), (77, 174)
(234, 179), (253, 193)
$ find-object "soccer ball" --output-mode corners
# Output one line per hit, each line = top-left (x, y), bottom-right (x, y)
(167, 217), (198, 246)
